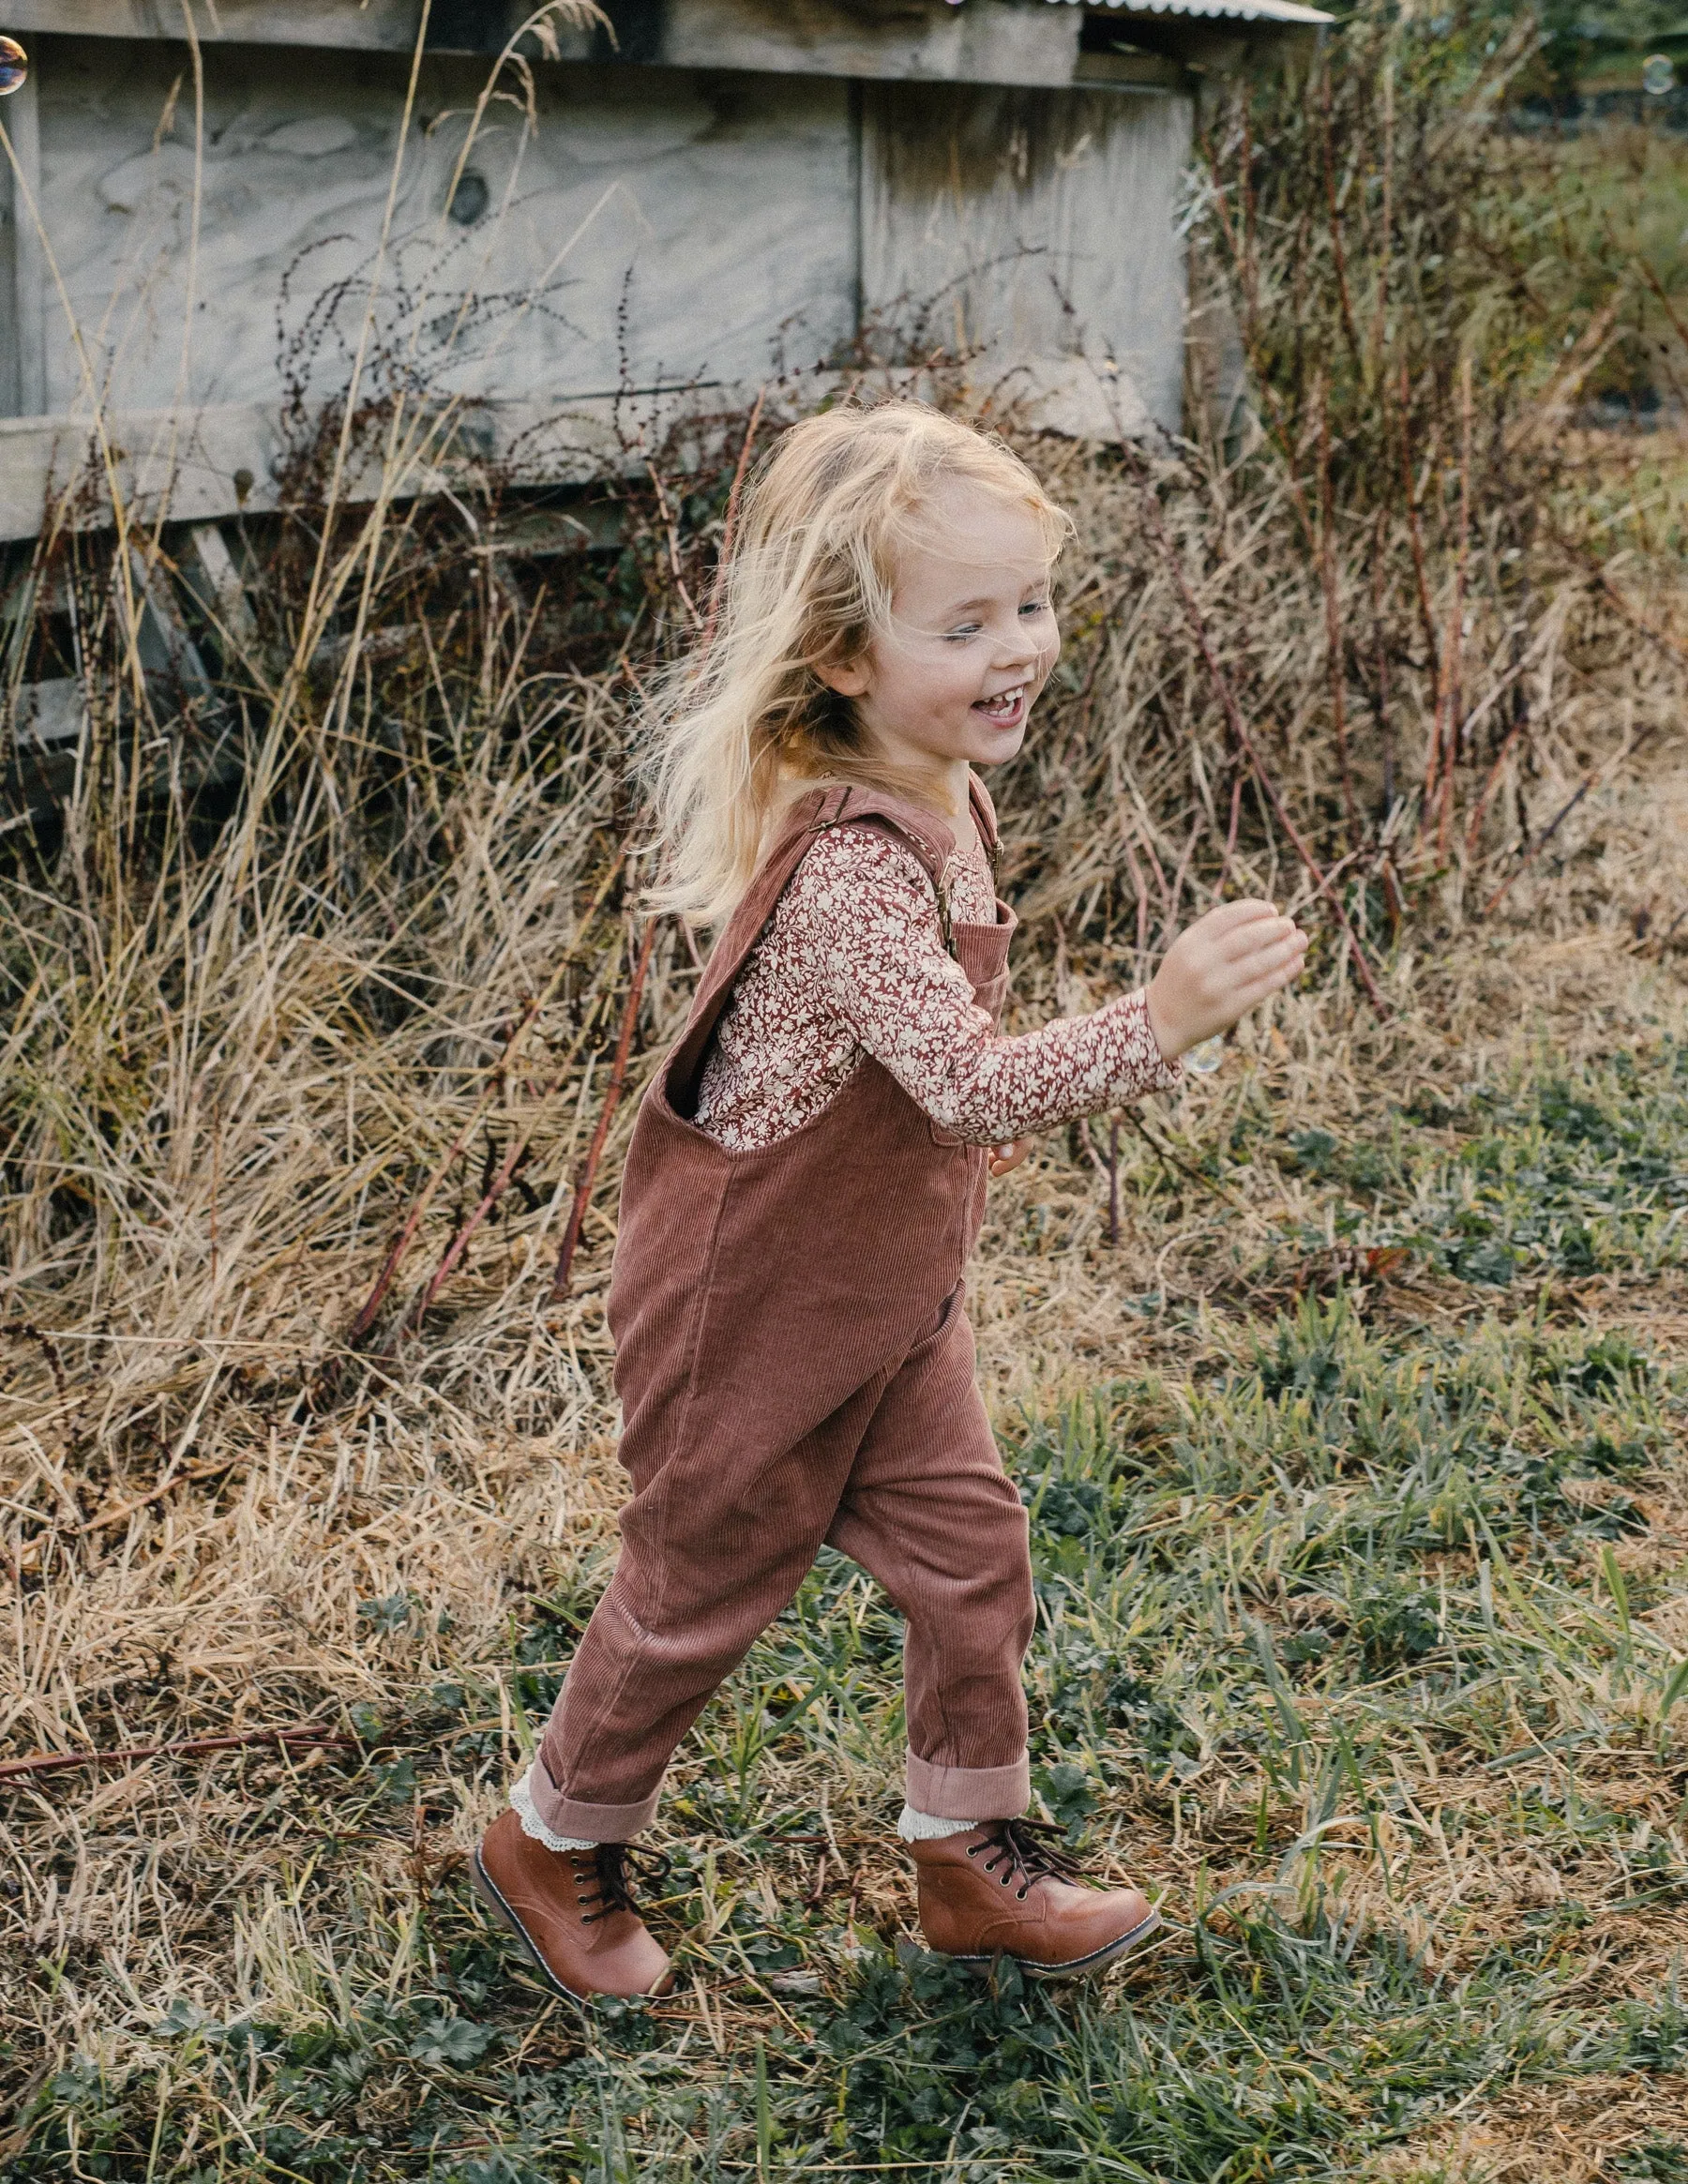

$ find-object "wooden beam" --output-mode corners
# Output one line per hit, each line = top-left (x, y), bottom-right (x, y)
(0, 61), (47, 415)
(7, 1), (449, 57)
(0, 361), (1153, 542)
(661, 0), (1080, 88)
(7, 0), (1084, 88)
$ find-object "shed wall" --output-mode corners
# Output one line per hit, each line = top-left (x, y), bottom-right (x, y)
(30, 40), (861, 414)
(0, 30), (1193, 535)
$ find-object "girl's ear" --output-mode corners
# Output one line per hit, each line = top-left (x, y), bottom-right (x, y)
(811, 645), (871, 700)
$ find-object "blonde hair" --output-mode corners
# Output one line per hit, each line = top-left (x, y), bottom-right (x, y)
(641, 400), (1071, 925)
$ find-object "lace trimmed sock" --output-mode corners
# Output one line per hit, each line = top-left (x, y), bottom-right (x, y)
(510, 1766), (598, 1853)
(897, 1804), (982, 1842)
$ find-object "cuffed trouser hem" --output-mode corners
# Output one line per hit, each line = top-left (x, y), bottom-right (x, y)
(527, 1765), (662, 1843)
(905, 1750), (1030, 1821)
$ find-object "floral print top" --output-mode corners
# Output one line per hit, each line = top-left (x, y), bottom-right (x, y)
(692, 818), (1182, 1151)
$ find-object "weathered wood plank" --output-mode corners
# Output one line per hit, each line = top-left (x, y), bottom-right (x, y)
(862, 79), (1190, 432)
(0, 353), (1159, 541)
(2, 0), (1084, 86)
(663, 0), (1079, 88)
(0, 394), (656, 541)
(4, 1), (490, 57)
(0, 63), (48, 414)
(35, 41), (858, 416)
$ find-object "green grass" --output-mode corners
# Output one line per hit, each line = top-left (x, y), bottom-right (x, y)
(13, 1035), (1688, 2183)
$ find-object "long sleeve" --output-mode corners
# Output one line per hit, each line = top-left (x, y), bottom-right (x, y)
(784, 825), (1182, 1144)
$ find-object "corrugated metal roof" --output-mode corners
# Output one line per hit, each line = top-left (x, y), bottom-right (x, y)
(1052, 0), (1334, 24)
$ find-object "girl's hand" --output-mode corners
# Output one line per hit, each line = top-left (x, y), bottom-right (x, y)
(988, 1137), (1032, 1179)
(1146, 899), (1307, 1061)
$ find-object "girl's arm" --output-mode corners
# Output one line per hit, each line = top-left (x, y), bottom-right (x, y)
(793, 825), (1304, 1146)
(792, 828), (1173, 1144)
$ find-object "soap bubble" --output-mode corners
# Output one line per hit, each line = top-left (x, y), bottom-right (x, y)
(1642, 53), (1675, 96)
(1183, 1035), (1225, 1076)
(0, 38), (27, 97)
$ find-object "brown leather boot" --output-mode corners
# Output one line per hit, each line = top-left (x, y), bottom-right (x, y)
(473, 1808), (673, 2003)
(910, 1818), (1160, 1981)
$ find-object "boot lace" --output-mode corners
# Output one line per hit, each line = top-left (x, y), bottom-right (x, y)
(965, 1817), (1085, 1903)
(567, 1843), (670, 1925)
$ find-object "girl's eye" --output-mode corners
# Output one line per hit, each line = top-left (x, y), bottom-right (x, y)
(1019, 599), (1050, 617)
(943, 625), (982, 643)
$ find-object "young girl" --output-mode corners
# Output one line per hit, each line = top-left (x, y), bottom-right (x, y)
(475, 403), (1307, 2001)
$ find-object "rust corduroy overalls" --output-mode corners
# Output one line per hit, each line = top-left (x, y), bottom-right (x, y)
(531, 782), (1036, 1840)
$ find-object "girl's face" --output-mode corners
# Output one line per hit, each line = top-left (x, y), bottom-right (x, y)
(821, 482), (1061, 792)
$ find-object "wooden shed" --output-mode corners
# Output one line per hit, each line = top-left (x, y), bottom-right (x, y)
(0, 0), (1325, 547)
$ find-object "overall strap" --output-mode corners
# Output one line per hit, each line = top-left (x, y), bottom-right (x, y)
(811, 782), (963, 955)
(809, 781), (957, 888)
(665, 783), (961, 1095)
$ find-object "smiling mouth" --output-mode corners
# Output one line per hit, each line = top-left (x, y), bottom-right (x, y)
(972, 685), (1028, 723)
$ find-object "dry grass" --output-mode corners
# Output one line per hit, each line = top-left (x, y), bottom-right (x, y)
(6, 4), (1688, 2172)
(7, 693), (1688, 2177)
